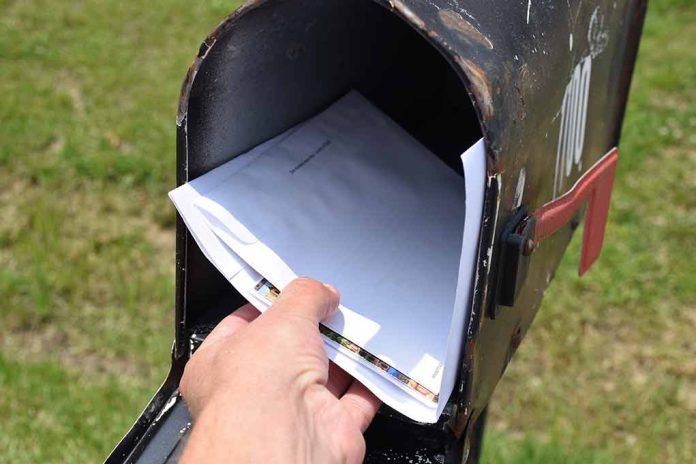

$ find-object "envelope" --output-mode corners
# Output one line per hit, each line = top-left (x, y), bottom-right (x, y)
(169, 91), (486, 422)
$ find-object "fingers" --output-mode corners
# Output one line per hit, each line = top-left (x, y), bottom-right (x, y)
(181, 304), (261, 414)
(326, 362), (353, 398)
(340, 381), (381, 433)
(267, 277), (340, 323)
(200, 303), (260, 348)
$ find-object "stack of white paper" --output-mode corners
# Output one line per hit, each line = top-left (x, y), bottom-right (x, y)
(169, 91), (485, 423)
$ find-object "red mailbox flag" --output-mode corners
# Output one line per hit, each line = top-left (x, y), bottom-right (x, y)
(533, 147), (619, 275)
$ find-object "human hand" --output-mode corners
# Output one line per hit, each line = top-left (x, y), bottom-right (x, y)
(179, 277), (381, 463)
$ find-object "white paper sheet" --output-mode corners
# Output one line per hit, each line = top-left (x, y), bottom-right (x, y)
(169, 92), (486, 422)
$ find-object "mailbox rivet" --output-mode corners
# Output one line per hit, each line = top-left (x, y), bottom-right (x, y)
(523, 238), (536, 256)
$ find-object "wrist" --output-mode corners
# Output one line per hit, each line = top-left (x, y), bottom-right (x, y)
(183, 389), (308, 463)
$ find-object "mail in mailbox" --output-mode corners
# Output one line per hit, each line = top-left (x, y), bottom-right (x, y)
(169, 91), (485, 423)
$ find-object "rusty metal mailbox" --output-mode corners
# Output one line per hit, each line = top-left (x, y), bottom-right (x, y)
(107, 0), (646, 462)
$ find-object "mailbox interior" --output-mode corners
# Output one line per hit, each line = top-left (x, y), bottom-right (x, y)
(182, 0), (483, 333)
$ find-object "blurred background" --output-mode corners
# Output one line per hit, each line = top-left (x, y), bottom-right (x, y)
(0, 0), (693, 462)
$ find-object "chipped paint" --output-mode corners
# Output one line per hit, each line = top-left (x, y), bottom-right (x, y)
(438, 9), (493, 49)
(177, 55), (204, 127)
(454, 56), (494, 120)
(390, 0), (426, 29)
(153, 395), (178, 423)
(588, 6), (609, 57)
(513, 168), (526, 209)
(526, 0), (532, 24)
(368, 448), (443, 463)
(179, 422), (192, 435)
(513, 62), (533, 121)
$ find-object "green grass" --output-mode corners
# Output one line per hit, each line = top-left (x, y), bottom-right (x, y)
(0, 353), (153, 462)
(0, 0), (693, 462)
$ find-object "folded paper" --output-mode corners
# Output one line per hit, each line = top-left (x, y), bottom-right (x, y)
(170, 91), (486, 422)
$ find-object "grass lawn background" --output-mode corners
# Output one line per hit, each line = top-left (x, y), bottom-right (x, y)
(0, 0), (693, 462)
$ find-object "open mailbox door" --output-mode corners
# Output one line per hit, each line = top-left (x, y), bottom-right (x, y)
(106, 0), (646, 462)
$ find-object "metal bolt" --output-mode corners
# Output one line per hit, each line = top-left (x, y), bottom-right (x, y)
(523, 238), (536, 256)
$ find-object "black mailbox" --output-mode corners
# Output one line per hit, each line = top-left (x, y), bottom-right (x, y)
(107, 0), (646, 462)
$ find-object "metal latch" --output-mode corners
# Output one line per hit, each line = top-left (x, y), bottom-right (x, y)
(496, 206), (536, 308)
(496, 147), (619, 309)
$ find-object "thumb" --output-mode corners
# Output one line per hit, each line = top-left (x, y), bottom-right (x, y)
(266, 277), (340, 323)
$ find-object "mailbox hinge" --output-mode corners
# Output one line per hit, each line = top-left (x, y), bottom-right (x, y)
(496, 147), (619, 309)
